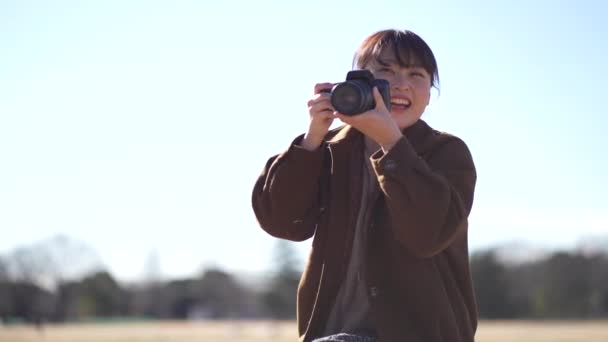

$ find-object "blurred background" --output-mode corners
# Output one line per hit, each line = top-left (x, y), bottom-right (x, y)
(1, 0), (607, 341)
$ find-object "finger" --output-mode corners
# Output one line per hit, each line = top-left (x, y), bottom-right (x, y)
(373, 87), (388, 111)
(334, 111), (354, 124)
(307, 90), (332, 107)
(314, 82), (334, 94)
(311, 108), (335, 119)
(317, 110), (336, 121)
(308, 97), (334, 111)
(310, 92), (332, 103)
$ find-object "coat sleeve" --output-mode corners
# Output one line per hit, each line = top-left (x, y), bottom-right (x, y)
(370, 135), (477, 258)
(251, 134), (326, 242)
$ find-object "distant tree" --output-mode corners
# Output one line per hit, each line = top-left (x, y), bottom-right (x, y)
(0, 281), (11, 324)
(2, 248), (57, 324)
(0, 257), (10, 322)
(131, 249), (164, 318)
(79, 271), (127, 318)
(536, 252), (594, 318)
(480, 250), (608, 319)
(502, 261), (541, 318)
(194, 268), (248, 319)
(10, 281), (55, 324)
(161, 279), (196, 319)
(470, 251), (517, 318)
(0, 256), (8, 281)
(54, 281), (80, 321)
(263, 240), (301, 319)
(5, 235), (104, 290)
(11, 246), (49, 285)
(588, 254), (608, 316)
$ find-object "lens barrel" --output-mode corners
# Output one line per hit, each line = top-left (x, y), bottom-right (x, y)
(330, 80), (374, 116)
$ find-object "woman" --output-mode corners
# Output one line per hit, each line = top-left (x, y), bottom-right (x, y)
(252, 29), (477, 342)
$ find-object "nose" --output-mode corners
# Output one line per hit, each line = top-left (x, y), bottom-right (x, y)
(391, 74), (411, 91)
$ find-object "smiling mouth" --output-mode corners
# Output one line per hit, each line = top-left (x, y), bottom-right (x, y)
(390, 98), (411, 110)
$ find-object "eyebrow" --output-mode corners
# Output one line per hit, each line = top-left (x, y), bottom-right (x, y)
(376, 58), (426, 70)
(377, 58), (397, 66)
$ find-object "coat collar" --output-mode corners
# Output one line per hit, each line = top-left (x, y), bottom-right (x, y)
(325, 119), (433, 153)
(326, 124), (358, 144)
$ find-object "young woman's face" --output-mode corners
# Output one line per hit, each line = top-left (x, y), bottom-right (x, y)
(367, 48), (432, 130)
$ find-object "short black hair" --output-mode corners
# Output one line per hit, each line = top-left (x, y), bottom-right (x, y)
(353, 29), (439, 88)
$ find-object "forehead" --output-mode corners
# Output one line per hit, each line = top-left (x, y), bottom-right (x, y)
(374, 45), (423, 68)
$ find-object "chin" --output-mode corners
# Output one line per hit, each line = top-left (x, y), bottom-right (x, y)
(391, 112), (408, 124)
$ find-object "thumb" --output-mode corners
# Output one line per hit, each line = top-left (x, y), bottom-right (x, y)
(373, 86), (388, 111)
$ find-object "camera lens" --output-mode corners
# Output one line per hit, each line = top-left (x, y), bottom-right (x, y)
(331, 81), (371, 116)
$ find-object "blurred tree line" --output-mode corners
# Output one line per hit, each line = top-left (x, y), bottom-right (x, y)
(471, 249), (608, 319)
(0, 236), (300, 324)
(1, 235), (608, 325)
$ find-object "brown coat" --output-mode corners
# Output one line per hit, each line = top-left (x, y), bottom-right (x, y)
(252, 119), (478, 342)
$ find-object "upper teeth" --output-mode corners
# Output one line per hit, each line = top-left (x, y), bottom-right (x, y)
(391, 98), (410, 105)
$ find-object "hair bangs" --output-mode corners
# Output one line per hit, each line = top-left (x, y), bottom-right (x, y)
(354, 29), (439, 88)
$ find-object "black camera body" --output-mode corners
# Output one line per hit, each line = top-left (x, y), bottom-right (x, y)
(329, 70), (391, 116)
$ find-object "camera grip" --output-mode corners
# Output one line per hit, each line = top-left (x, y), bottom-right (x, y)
(374, 79), (391, 112)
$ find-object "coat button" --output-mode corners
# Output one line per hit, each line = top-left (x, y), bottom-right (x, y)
(369, 286), (379, 298)
(384, 160), (397, 171)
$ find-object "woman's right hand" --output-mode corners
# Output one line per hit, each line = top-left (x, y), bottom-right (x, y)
(301, 82), (335, 151)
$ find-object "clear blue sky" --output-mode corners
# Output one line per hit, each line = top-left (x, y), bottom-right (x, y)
(1, 0), (607, 282)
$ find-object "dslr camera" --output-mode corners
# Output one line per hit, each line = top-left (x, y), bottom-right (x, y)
(327, 70), (391, 116)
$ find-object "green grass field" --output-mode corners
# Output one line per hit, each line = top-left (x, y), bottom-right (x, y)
(1, 320), (608, 342)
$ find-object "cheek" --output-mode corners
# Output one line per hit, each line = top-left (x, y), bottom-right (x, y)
(417, 86), (431, 106)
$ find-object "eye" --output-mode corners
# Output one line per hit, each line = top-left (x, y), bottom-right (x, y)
(377, 67), (394, 74)
(410, 70), (428, 78)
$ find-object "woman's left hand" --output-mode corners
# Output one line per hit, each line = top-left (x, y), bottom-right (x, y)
(335, 87), (403, 152)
